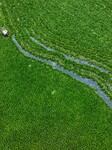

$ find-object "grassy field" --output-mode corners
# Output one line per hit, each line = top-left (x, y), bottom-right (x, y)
(2, 0), (112, 100)
(1, 0), (112, 149)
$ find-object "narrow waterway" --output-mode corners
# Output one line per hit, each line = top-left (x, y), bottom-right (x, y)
(12, 35), (112, 108)
(30, 36), (109, 74)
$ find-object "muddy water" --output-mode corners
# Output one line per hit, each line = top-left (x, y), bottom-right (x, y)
(12, 35), (112, 108)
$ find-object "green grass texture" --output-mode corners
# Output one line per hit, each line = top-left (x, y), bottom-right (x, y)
(1, 0), (112, 149)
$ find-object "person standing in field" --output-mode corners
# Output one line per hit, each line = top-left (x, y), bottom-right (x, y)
(2, 26), (9, 37)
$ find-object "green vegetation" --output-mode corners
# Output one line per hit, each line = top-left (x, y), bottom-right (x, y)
(1, 0), (112, 149)
(2, 0), (112, 100)
(1, 34), (112, 150)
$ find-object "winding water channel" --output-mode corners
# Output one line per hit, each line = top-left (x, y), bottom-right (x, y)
(30, 36), (109, 74)
(12, 35), (112, 108)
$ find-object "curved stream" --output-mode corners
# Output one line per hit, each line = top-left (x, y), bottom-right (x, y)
(12, 35), (112, 108)
(30, 36), (109, 74)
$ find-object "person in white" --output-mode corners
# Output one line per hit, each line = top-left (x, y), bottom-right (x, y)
(2, 26), (8, 37)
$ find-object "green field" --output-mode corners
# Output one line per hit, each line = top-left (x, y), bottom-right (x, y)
(1, 0), (112, 149)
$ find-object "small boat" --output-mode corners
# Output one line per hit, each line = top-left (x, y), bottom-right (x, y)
(2, 26), (9, 37)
